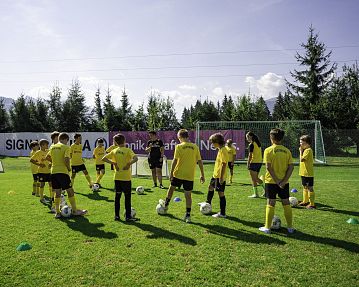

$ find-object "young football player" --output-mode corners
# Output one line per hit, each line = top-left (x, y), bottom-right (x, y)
(29, 141), (40, 196)
(225, 139), (236, 184)
(93, 138), (106, 187)
(145, 131), (165, 188)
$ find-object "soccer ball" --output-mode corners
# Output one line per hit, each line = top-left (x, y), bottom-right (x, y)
(124, 207), (136, 218)
(289, 196), (298, 207)
(271, 215), (281, 230)
(60, 194), (67, 208)
(136, 186), (145, 195)
(199, 202), (212, 215)
(92, 183), (100, 192)
(156, 203), (166, 215)
(60, 205), (72, 218)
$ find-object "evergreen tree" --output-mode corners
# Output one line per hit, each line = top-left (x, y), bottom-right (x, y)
(220, 95), (236, 121)
(0, 98), (10, 132)
(254, 96), (271, 121)
(9, 94), (32, 132)
(27, 99), (43, 131)
(103, 87), (119, 131)
(118, 88), (133, 131)
(234, 95), (255, 121)
(181, 107), (194, 129)
(133, 103), (147, 131)
(159, 97), (179, 130)
(36, 98), (51, 131)
(47, 84), (63, 130)
(147, 93), (161, 131)
(94, 87), (104, 122)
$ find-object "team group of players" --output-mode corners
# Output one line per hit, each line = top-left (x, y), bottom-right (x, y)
(29, 128), (315, 232)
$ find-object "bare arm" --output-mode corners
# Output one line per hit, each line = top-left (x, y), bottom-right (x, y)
(170, 158), (178, 180)
(198, 160), (205, 183)
(219, 162), (227, 184)
(123, 155), (138, 170)
(266, 163), (281, 186)
(45, 155), (52, 163)
(64, 157), (71, 172)
(247, 152), (253, 167)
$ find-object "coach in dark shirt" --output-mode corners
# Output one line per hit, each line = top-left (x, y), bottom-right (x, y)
(146, 131), (165, 189)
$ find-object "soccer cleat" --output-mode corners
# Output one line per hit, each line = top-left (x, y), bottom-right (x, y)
(298, 201), (310, 207)
(158, 199), (166, 206)
(152, 184), (158, 188)
(54, 213), (62, 219)
(248, 194), (259, 198)
(287, 228), (295, 234)
(126, 217), (139, 222)
(159, 184), (165, 189)
(72, 209), (88, 216)
(183, 214), (191, 223)
(259, 227), (271, 234)
(212, 212), (227, 218)
(306, 205), (316, 210)
(40, 198), (50, 204)
(114, 216), (120, 221)
(50, 207), (56, 213)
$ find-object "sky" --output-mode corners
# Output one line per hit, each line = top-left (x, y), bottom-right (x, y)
(0, 0), (358, 116)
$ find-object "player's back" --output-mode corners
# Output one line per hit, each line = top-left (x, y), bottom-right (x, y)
(173, 142), (201, 181)
(49, 143), (70, 174)
(264, 144), (292, 182)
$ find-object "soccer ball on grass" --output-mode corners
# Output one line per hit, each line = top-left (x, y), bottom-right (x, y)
(60, 205), (72, 218)
(136, 186), (145, 195)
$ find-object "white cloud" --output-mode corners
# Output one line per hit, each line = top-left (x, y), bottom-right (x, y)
(178, 84), (197, 91)
(245, 72), (285, 99)
(26, 86), (51, 99)
(212, 87), (224, 97)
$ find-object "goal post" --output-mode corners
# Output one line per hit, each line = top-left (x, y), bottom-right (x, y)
(196, 120), (326, 164)
(131, 154), (169, 178)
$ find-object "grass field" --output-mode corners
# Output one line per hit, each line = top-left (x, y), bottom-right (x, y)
(0, 156), (358, 287)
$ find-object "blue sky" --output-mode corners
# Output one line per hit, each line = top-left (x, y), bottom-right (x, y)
(0, 0), (358, 116)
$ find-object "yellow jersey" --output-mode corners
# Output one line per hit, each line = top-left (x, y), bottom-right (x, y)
(93, 146), (105, 165)
(70, 143), (84, 166)
(225, 146), (236, 162)
(104, 147), (135, 181)
(263, 144), (293, 184)
(47, 143), (71, 174)
(299, 147), (314, 177)
(173, 142), (202, 181)
(249, 142), (262, 163)
(31, 150), (51, 174)
(213, 146), (229, 179)
(30, 150), (38, 174)
(106, 145), (117, 153)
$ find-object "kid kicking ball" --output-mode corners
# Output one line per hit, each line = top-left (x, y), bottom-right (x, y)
(136, 186), (145, 195)
(289, 196), (299, 207)
(271, 215), (281, 230)
(60, 205), (72, 218)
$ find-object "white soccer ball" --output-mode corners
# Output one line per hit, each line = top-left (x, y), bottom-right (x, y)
(60, 205), (72, 218)
(60, 194), (67, 208)
(92, 183), (100, 192)
(156, 203), (166, 215)
(271, 215), (281, 230)
(136, 186), (145, 195)
(199, 202), (212, 215)
(124, 207), (136, 218)
(289, 196), (298, 207)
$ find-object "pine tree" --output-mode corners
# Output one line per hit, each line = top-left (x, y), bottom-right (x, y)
(254, 96), (271, 121)
(118, 88), (133, 131)
(133, 103), (147, 131)
(159, 97), (179, 130)
(0, 98), (10, 132)
(103, 87), (119, 131)
(147, 93), (161, 131)
(36, 98), (51, 131)
(220, 95), (236, 121)
(234, 95), (255, 121)
(94, 87), (104, 122)
(47, 84), (63, 130)
(27, 99), (43, 131)
(272, 92), (293, 120)
(181, 107), (194, 129)
(9, 94), (32, 132)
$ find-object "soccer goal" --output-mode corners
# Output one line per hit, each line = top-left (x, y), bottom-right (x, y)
(196, 120), (326, 164)
(131, 154), (170, 178)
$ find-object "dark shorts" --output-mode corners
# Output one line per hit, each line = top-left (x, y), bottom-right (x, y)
(265, 183), (290, 199)
(148, 158), (163, 169)
(210, 178), (226, 192)
(228, 162), (234, 170)
(171, 177), (194, 191)
(301, 176), (314, 187)
(32, 174), (39, 181)
(248, 163), (262, 173)
(114, 180), (132, 194)
(111, 164), (114, 170)
(38, 173), (51, 183)
(72, 164), (87, 174)
(51, 173), (72, 190)
(96, 164), (105, 172)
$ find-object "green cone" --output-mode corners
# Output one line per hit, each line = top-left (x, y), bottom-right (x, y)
(346, 218), (359, 225)
(16, 242), (32, 251)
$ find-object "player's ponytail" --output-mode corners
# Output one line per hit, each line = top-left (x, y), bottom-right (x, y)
(247, 131), (261, 147)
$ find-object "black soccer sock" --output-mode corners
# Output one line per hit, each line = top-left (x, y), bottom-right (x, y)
(206, 190), (214, 204)
(115, 192), (122, 217)
(165, 197), (171, 206)
(124, 192), (132, 218)
(220, 196), (226, 216)
(186, 207), (191, 216)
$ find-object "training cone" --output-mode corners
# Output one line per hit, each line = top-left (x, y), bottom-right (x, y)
(16, 242), (32, 251)
(346, 218), (359, 225)
(291, 188), (298, 193)
(173, 197), (181, 202)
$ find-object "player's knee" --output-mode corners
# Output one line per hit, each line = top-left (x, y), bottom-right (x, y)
(282, 198), (290, 206)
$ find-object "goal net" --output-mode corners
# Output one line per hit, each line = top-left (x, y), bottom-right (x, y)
(196, 120), (326, 164)
(131, 154), (170, 177)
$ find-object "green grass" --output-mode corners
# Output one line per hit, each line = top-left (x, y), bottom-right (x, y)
(0, 157), (358, 287)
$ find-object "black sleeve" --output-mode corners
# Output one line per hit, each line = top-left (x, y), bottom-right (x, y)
(158, 140), (164, 147)
(249, 143), (254, 152)
(147, 140), (151, 147)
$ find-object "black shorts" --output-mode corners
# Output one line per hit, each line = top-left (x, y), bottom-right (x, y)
(248, 163), (262, 173)
(265, 183), (290, 199)
(171, 177), (194, 191)
(72, 164), (87, 174)
(38, 173), (51, 183)
(209, 178), (226, 192)
(228, 162), (234, 170)
(301, 176), (314, 187)
(51, 173), (72, 190)
(148, 158), (163, 169)
(114, 180), (131, 194)
(96, 164), (105, 172)
(32, 174), (39, 181)
(111, 164), (114, 170)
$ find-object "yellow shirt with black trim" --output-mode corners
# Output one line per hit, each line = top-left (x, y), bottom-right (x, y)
(47, 143), (71, 174)
(30, 150), (38, 174)
(104, 147), (135, 181)
(70, 143), (84, 166)
(31, 150), (51, 174)
(106, 145), (117, 153)
(299, 147), (314, 177)
(225, 146), (236, 162)
(249, 142), (262, 163)
(93, 146), (105, 165)
(213, 146), (229, 179)
(173, 142), (202, 181)
(263, 144), (293, 184)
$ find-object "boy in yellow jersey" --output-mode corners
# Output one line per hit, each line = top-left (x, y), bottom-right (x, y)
(225, 139), (236, 184)
(204, 133), (229, 218)
(161, 129), (205, 223)
(46, 133), (87, 218)
(259, 128), (294, 234)
(50, 131), (60, 146)
(298, 135), (315, 209)
(93, 138), (106, 187)
(70, 133), (93, 188)
(29, 141), (40, 196)
(30, 139), (51, 204)
(102, 134), (139, 222)
(246, 131), (264, 198)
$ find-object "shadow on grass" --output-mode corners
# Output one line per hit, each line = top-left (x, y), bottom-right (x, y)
(166, 214), (285, 246)
(315, 203), (359, 217)
(130, 221), (197, 246)
(176, 189), (204, 195)
(63, 216), (118, 239)
(76, 191), (114, 203)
